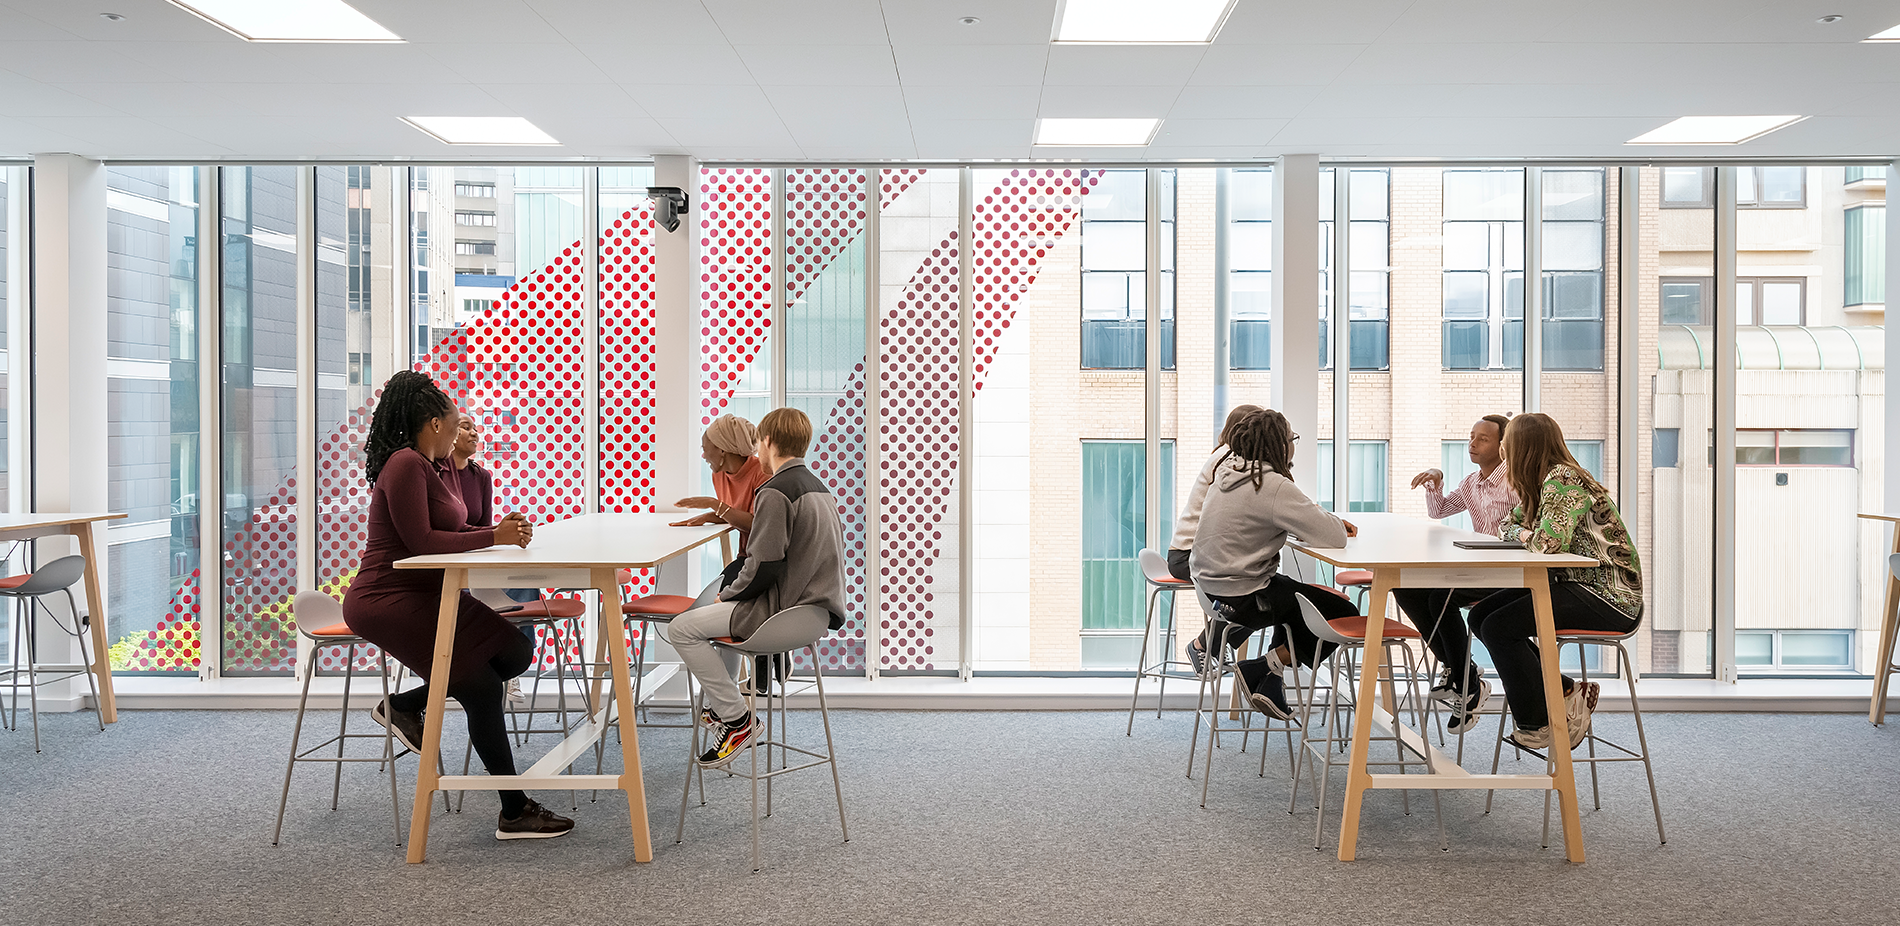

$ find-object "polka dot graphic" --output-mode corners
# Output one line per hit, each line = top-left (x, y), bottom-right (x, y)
(876, 168), (1101, 670)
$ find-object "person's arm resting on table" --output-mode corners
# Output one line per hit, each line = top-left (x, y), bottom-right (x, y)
(1276, 481), (1351, 547)
(386, 454), (495, 554)
(1497, 467), (1588, 554)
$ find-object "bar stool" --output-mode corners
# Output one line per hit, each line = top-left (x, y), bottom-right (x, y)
(1126, 548), (1198, 734)
(1335, 569), (1374, 610)
(1186, 588), (1302, 808)
(1485, 626), (1665, 846)
(1285, 592), (1444, 850)
(273, 592), (406, 846)
(676, 604), (848, 873)
(454, 595), (590, 813)
(0, 555), (102, 753)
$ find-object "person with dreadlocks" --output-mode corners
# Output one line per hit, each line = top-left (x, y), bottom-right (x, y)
(343, 371), (574, 840)
(1165, 404), (1265, 582)
(1188, 408), (1360, 720)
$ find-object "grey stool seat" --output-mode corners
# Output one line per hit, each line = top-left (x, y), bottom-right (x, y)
(676, 604), (848, 872)
(1286, 592), (1445, 850)
(0, 555), (102, 752)
(272, 591), (422, 847)
(1126, 548), (1199, 734)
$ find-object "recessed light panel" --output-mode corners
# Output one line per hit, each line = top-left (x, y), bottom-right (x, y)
(1034, 118), (1160, 147)
(169, 0), (402, 43)
(402, 117), (560, 146)
(1625, 115), (1807, 146)
(1053, 0), (1237, 44)
(1867, 23), (1900, 41)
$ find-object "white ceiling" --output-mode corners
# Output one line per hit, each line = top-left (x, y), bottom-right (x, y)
(2, 0), (1899, 161)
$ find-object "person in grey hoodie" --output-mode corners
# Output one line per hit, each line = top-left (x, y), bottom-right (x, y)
(1165, 404), (1264, 581)
(664, 407), (847, 768)
(1189, 408), (1360, 719)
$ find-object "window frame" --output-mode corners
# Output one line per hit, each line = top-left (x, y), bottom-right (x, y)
(1660, 167), (1808, 209)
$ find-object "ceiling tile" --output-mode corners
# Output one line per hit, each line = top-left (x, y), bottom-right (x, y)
(357, 0), (570, 44)
(624, 83), (779, 121)
(1168, 85), (1320, 120)
(879, 0), (1057, 45)
(701, 0), (893, 45)
(580, 44), (753, 85)
(1187, 44), (1364, 87)
(425, 44), (613, 84)
(892, 44), (1050, 85)
(1038, 85), (1182, 119)
(734, 45), (900, 86)
(1152, 119), (1289, 147)
(655, 116), (797, 148)
(1216, 1), (1414, 44)
(529, 0), (732, 45)
(903, 85), (1042, 121)
(1043, 45), (1206, 86)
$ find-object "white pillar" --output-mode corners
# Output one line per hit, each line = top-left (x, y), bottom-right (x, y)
(1713, 166), (1738, 684)
(652, 155), (698, 596)
(1272, 155), (1321, 497)
(30, 153), (107, 705)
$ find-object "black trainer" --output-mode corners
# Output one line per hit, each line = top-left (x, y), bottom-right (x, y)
(1246, 669), (1296, 722)
(496, 800), (575, 840)
(1445, 677), (1492, 736)
(698, 710), (757, 767)
(371, 697), (424, 754)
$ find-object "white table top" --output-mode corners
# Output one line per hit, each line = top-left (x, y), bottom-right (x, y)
(1290, 512), (1598, 570)
(0, 511), (127, 530)
(393, 512), (732, 571)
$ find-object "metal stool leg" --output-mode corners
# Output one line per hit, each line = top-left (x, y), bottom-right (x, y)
(1618, 641), (1666, 845)
(60, 589), (104, 732)
(1126, 584), (1163, 735)
(272, 638), (322, 845)
(811, 650), (849, 844)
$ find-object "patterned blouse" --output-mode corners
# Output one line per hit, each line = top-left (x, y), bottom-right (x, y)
(1497, 463), (1644, 619)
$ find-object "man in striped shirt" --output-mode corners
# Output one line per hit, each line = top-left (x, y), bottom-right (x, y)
(1393, 414), (1518, 734)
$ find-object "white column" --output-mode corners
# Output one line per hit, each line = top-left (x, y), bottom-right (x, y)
(1523, 167), (1544, 412)
(1272, 155), (1321, 497)
(4, 165), (32, 518)
(651, 155), (698, 596)
(1617, 167), (1642, 518)
(1331, 168), (1350, 514)
(1713, 166), (1738, 683)
(1886, 162), (1900, 553)
(30, 153), (107, 702)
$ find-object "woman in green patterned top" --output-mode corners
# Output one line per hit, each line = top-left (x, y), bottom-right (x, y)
(1467, 413), (1642, 752)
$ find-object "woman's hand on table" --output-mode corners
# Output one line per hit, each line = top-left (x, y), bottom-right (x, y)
(675, 496), (719, 510)
(1342, 519), (1359, 537)
(668, 512), (719, 528)
(494, 513), (532, 548)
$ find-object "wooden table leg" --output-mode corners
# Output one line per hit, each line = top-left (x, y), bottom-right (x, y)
(1868, 527), (1900, 726)
(1529, 567), (1585, 863)
(598, 567), (653, 863)
(1337, 568), (1393, 861)
(720, 533), (733, 566)
(407, 569), (465, 864)
(73, 522), (117, 724)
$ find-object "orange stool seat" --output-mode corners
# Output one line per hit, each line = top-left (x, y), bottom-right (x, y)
(305, 621), (356, 638)
(623, 594), (696, 617)
(1335, 569), (1374, 587)
(506, 598), (586, 620)
(0, 574), (28, 589)
(1327, 616), (1420, 640)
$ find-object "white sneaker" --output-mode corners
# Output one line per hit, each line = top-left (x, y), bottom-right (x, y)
(1562, 681), (1595, 749)
(505, 678), (526, 705)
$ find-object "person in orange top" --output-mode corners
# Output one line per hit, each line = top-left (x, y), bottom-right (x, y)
(672, 414), (768, 559)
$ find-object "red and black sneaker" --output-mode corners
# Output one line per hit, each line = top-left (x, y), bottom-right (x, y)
(698, 711), (757, 768)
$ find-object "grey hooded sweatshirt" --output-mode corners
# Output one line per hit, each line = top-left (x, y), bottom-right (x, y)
(1189, 455), (1349, 598)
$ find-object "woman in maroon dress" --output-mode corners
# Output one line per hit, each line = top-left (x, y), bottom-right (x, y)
(345, 371), (572, 840)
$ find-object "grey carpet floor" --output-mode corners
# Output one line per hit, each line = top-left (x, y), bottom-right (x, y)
(0, 706), (1894, 926)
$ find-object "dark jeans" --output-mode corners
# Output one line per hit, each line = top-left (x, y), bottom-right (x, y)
(1205, 573), (1357, 671)
(1467, 583), (1638, 729)
(1390, 587), (1497, 692)
(390, 629), (536, 816)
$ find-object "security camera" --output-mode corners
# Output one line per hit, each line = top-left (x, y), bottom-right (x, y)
(648, 186), (689, 233)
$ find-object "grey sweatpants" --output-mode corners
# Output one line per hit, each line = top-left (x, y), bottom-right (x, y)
(662, 600), (748, 720)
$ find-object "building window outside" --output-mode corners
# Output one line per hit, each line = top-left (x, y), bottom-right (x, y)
(454, 240), (496, 256)
(1728, 429), (1854, 467)
(1657, 276), (1806, 325)
(454, 211), (495, 227)
(1081, 169), (1175, 371)
(461, 298), (495, 318)
(1321, 168), (1389, 371)
(1661, 167), (1806, 208)
(1736, 630), (1855, 671)
(1227, 167), (1274, 370)
(1653, 428), (1681, 468)
(1080, 440), (1174, 668)
(1541, 169), (1606, 370)
(1845, 204), (1886, 307)
(1442, 169), (1523, 370)
(454, 182), (495, 198)
(1316, 440), (1389, 513)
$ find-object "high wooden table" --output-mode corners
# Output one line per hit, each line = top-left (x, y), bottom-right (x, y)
(1290, 512), (1599, 862)
(0, 512), (127, 723)
(1857, 512), (1900, 725)
(394, 513), (733, 863)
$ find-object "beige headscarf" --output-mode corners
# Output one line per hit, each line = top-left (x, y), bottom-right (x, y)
(704, 414), (758, 459)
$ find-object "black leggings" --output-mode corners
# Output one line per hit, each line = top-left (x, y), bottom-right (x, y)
(1467, 583), (1637, 729)
(390, 630), (536, 816)
(1205, 573), (1356, 669)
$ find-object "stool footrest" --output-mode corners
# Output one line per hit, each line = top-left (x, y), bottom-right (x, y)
(1366, 772), (1554, 790)
(434, 773), (623, 791)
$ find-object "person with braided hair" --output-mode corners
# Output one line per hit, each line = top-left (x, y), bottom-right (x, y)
(342, 370), (573, 840)
(1188, 408), (1360, 720)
